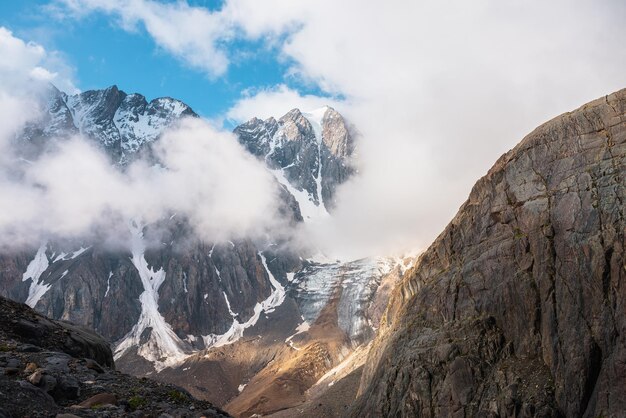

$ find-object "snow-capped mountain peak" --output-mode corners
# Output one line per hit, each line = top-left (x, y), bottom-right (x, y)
(22, 84), (197, 163)
(236, 105), (355, 216)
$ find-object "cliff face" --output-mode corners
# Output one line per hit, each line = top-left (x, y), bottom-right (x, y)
(352, 90), (625, 417)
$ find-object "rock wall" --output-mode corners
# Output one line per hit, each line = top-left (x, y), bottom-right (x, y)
(352, 89), (626, 417)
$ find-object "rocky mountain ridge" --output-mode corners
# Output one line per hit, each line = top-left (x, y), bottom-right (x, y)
(3, 85), (357, 370)
(235, 105), (355, 215)
(21, 84), (196, 163)
(349, 89), (626, 417)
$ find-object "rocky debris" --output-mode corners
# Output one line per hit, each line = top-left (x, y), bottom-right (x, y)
(0, 295), (230, 417)
(223, 289), (351, 418)
(78, 393), (117, 408)
(267, 366), (363, 418)
(146, 257), (402, 417)
(0, 296), (113, 368)
(351, 89), (626, 417)
(218, 259), (402, 417)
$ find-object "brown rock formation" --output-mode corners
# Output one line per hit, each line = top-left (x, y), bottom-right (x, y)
(352, 89), (625, 417)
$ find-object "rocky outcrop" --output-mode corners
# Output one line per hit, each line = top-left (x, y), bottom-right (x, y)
(351, 90), (626, 417)
(0, 295), (113, 368)
(0, 295), (230, 417)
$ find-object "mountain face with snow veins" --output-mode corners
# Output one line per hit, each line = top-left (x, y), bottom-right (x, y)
(235, 106), (355, 216)
(0, 85), (402, 415)
(4, 82), (622, 418)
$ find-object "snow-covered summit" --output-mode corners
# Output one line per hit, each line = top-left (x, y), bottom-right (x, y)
(21, 84), (197, 163)
(235, 105), (354, 218)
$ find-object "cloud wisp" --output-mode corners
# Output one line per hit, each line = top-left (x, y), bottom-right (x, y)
(57, 0), (232, 77)
(1, 120), (281, 248)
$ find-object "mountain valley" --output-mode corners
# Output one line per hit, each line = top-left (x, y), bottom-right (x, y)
(0, 84), (624, 418)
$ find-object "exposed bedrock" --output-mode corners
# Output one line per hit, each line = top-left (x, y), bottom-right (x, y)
(352, 89), (626, 417)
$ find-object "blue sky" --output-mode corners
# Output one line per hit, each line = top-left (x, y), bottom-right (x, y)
(0, 0), (324, 123)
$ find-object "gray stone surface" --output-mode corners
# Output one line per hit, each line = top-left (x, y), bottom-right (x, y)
(0, 295), (230, 417)
(352, 89), (626, 417)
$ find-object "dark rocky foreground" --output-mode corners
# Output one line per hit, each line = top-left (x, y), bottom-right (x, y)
(0, 296), (230, 418)
(351, 90), (626, 417)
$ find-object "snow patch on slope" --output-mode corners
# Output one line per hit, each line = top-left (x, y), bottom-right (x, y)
(285, 320), (310, 351)
(202, 251), (286, 350)
(114, 96), (189, 153)
(271, 167), (328, 222)
(258, 252), (285, 313)
(105, 271), (113, 298)
(22, 243), (51, 308)
(263, 115), (330, 223)
(294, 257), (396, 345)
(51, 246), (91, 263)
(302, 107), (329, 213)
(114, 222), (187, 371)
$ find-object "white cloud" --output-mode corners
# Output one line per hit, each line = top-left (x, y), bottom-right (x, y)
(226, 84), (343, 123)
(59, 0), (231, 77)
(224, 0), (626, 257)
(0, 27), (78, 94)
(0, 28), (283, 250)
(51, 1), (626, 257)
(0, 27), (77, 162)
(0, 118), (283, 249)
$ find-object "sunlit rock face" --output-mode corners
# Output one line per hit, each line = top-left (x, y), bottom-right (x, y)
(351, 89), (626, 418)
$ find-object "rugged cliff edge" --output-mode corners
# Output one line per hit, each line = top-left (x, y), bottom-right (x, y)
(0, 295), (230, 417)
(351, 89), (626, 417)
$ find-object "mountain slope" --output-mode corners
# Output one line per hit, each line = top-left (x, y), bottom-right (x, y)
(1, 83), (428, 417)
(1, 85), (392, 417)
(350, 89), (626, 417)
(0, 295), (229, 417)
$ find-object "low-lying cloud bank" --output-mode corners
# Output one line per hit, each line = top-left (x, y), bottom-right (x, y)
(0, 28), (282, 251)
(0, 120), (281, 250)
